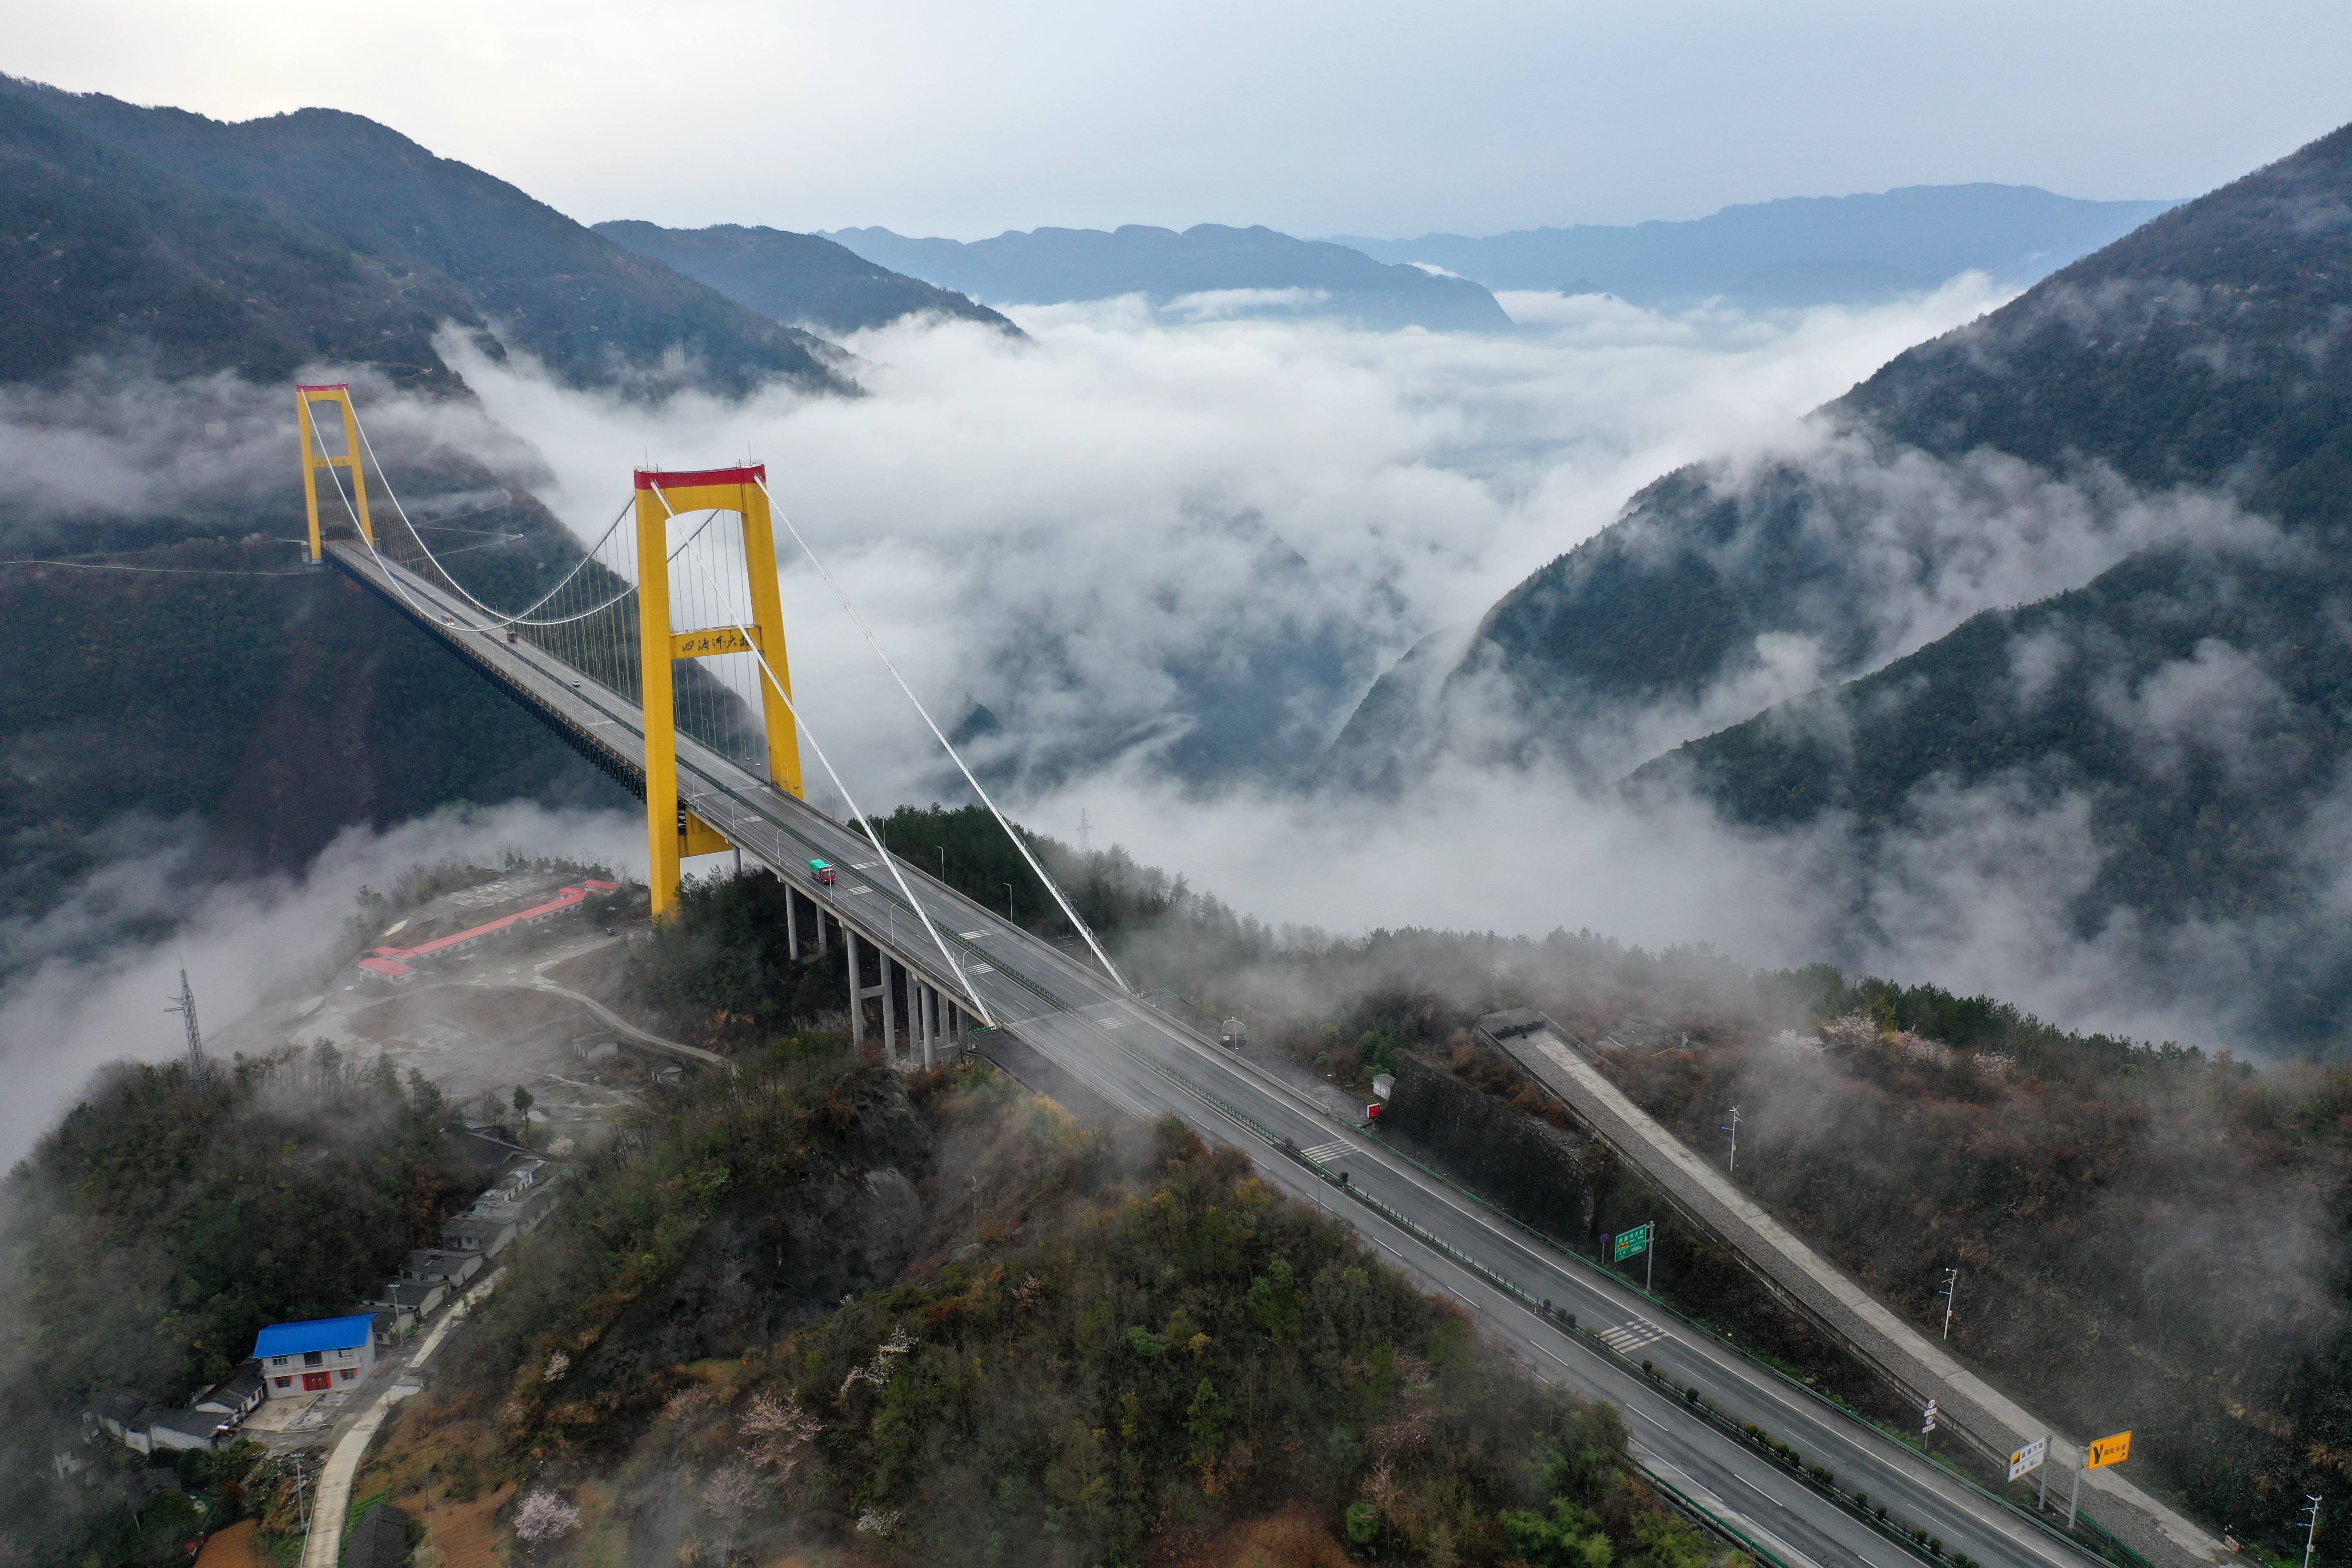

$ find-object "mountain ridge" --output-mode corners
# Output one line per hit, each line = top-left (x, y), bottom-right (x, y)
(822, 220), (1514, 330)
(1332, 184), (2181, 304)
(0, 75), (853, 398)
(593, 220), (1025, 339)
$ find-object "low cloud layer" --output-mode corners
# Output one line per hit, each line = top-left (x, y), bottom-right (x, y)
(8, 273), (2325, 1147)
(0, 803), (636, 1168)
(447, 275), (2015, 792)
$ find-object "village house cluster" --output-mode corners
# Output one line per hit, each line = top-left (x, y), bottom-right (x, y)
(86, 1127), (561, 1454)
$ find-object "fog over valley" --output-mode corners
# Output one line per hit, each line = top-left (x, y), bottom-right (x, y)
(6, 32), (2352, 1568)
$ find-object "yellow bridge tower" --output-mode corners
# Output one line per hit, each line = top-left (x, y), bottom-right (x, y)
(295, 384), (373, 560)
(635, 465), (805, 916)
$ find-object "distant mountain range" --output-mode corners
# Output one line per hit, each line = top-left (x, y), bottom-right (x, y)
(1333, 185), (2181, 306)
(821, 223), (1514, 331)
(593, 221), (1023, 340)
(1327, 126), (2352, 1043)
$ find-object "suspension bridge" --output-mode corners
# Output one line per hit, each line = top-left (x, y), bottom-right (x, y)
(291, 383), (2176, 1568)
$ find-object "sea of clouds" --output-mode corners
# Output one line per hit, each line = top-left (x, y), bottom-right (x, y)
(12, 273), (2315, 1160)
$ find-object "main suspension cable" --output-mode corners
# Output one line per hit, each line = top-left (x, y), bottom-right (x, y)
(752, 476), (1130, 993)
(334, 398), (637, 627)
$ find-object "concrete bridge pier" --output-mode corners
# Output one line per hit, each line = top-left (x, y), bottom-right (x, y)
(880, 951), (899, 1063)
(844, 926), (865, 1047)
(785, 888), (800, 961)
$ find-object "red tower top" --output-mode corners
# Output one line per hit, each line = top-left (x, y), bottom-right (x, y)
(634, 464), (766, 490)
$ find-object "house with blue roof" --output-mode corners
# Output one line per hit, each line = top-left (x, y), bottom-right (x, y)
(251, 1313), (379, 1398)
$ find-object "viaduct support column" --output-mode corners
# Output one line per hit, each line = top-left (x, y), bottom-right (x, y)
(881, 953), (898, 1066)
(844, 927), (863, 1048)
(922, 985), (937, 1069)
(786, 890), (800, 962)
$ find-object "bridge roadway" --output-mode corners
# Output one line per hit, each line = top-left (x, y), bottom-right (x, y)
(334, 540), (2106, 1568)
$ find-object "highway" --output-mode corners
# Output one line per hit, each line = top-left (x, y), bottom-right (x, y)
(333, 539), (2114, 1568)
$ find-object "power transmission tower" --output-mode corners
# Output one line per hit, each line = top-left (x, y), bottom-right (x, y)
(166, 968), (208, 1090)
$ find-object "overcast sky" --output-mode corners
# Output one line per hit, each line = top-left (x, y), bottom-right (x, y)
(7, 1), (2349, 239)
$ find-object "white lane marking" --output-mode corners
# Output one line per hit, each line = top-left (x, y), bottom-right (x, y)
(1632, 1407), (1669, 1429)
(1736, 1474), (1783, 1507)
(1302, 1139), (1354, 1163)
(968, 964), (994, 974)
(960, 930), (986, 939)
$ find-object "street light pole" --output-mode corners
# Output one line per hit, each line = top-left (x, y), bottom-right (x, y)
(1941, 1267), (1960, 1340)
(1721, 1106), (1742, 1176)
(1004, 882), (1016, 921)
(2303, 1496), (2322, 1568)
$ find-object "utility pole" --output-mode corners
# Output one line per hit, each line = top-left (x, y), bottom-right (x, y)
(1721, 1106), (1741, 1176)
(2303, 1496), (2323, 1568)
(1940, 1266), (1960, 1340)
(166, 969), (207, 1090)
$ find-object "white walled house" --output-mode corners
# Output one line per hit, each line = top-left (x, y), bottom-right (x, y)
(252, 1314), (377, 1397)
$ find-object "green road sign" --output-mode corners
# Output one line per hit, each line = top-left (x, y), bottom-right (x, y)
(1614, 1223), (1652, 1262)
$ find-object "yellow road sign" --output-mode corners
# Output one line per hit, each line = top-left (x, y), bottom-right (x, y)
(2086, 1431), (2132, 1469)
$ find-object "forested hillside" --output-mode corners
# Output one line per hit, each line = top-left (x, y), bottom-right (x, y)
(0, 84), (467, 389)
(0, 75), (850, 398)
(1329, 120), (2352, 788)
(0, 1045), (478, 1565)
(0, 537), (627, 944)
(352, 1032), (1717, 1568)
(1323, 122), (2352, 1038)
(1126, 918), (2352, 1565)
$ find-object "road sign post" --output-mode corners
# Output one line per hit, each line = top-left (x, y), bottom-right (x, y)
(1615, 1220), (1655, 1292)
(1923, 1398), (1939, 1452)
(2071, 1430), (2133, 1528)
